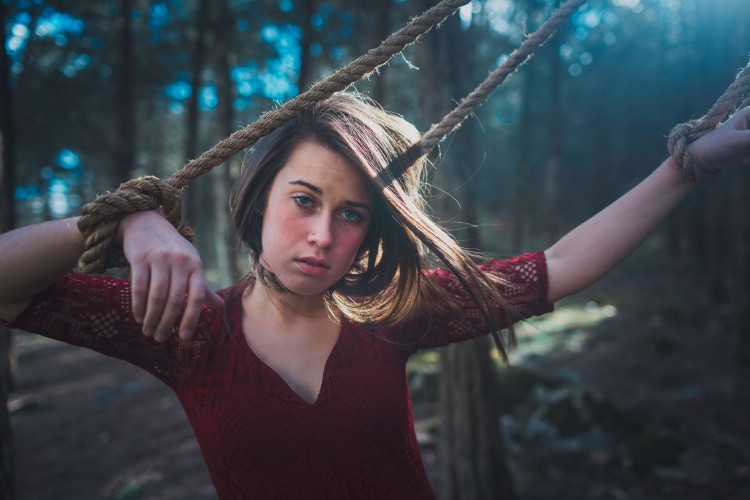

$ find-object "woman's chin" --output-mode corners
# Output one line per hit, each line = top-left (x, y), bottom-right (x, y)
(274, 275), (332, 297)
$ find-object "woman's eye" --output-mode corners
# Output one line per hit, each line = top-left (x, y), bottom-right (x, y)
(340, 209), (361, 222)
(292, 195), (313, 208)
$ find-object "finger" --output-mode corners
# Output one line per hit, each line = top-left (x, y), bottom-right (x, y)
(178, 274), (209, 341)
(738, 106), (750, 129)
(723, 106), (750, 133)
(130, 265), (150, 325)
(206, 286), (225, 309)
(153, 271), (189, 343)
(142, 267), (170, 338)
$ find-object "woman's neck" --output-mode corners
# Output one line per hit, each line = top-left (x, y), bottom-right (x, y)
(242, 280), (334, 325)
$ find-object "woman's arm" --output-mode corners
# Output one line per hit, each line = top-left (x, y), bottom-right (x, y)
(0, 217), (84, 321)
(0, 211), (222, 340)
(545, 158), (690, 302)
(545, 107), (750, 303)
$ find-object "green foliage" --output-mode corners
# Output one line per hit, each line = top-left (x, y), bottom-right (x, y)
(407, 349), (441, 406)
(495, 365), (562, 412)
(627, 431), (687, 476)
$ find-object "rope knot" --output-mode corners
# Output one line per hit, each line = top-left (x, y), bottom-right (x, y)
(668, 57), (750, 185)
(667, 120), (722, 185)
(77, 176), (193, 274)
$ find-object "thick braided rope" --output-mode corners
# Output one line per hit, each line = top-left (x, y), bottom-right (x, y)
(385, 0), (587, 177)
(668, 57), (750, 184)
(169, 0), (471, 190)
(77, 0), (470, 273)
(77, 176), (194, 272)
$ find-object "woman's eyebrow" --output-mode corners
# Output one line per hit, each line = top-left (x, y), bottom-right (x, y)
(288, 179), (371, 211)
(289, 179), (321, 194)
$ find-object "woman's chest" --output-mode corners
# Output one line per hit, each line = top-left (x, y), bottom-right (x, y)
(180, 327), (413, 447)
(241, 314), (341, 405)
(181, 341), (428, 498)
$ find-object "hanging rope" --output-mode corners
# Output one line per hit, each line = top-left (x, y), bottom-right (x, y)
(383, 0), (586, 179)
(74, 0), (750, 274)
(77, 0), (471, 273)
(668, 58), (750, 184)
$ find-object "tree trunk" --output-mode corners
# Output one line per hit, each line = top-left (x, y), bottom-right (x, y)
(441, 340), (515, 500)
(297, 0), (318, 91)
(739, 178), (750, 364)
(542, 14), (564, 246)
(371, 1), (391, 105)
(705, 190), (728, 304)
(0, 319), (12, 500)
(511, 66), (535, 254)
(731, 0), (749, 364)
(114, 0), (136, 184)
(184, 0), (211, 230)
(436, 12), (516, 500)
(1, 8), (15, 234)
(212, 0), (239, 286)
(0, 1), (17, 495)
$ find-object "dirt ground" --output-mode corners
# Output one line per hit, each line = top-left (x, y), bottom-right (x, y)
(7, 259), (750, 499)
(9, 336), (215, 500)
(505, 263), (750, 500)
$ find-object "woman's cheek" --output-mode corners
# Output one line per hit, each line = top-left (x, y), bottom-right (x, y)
(338, 225), (369, 260)
(275, 206), (307, 237)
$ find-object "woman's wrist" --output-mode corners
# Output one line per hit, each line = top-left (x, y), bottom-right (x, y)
(115, 210), (162, 246)
(663, 156), (695, 188)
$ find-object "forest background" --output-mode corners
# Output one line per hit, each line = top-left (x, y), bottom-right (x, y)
(1, 0), (750, 498)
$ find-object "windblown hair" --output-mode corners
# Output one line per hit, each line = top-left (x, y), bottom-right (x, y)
(229, 92), (515, 360)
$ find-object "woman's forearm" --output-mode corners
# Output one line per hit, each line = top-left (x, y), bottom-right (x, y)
(0, 217), (84, 316)
(544, 157), (693, 302)
(544, 106), (750, 303)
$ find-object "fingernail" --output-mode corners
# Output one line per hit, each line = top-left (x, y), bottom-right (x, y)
(179, 330), (192, 341)
(154, 332), (166, 343)
(143, 327), (154, 337)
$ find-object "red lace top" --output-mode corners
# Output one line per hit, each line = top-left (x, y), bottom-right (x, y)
(6, 251), (552, 499)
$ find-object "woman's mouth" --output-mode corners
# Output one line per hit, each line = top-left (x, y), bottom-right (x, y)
(295, 258), (330, 275)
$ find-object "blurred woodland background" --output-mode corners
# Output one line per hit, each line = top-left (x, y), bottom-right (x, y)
(1, 0), (750, 498)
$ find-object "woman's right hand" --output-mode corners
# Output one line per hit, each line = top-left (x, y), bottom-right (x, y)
(686, 106), (750, 174)
(118, 211), (224, 342)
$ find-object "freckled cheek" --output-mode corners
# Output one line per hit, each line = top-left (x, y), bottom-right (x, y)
(261, 208), (306, 254)
(274, 207), (309, 237)
(335, 227), (369, 262)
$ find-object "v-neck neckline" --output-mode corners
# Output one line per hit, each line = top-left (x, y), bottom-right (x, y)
(249, 327), (342, 407)
(227, 287), (344, 407)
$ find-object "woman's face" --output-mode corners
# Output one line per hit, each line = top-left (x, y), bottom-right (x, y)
(258, 141), (374, 296)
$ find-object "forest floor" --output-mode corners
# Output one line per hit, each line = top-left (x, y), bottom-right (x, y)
(8, 256), (750, 499)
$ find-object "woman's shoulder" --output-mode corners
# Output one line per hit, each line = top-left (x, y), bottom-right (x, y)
(423, 251), (548, 294)
(399, 251), (552, 350)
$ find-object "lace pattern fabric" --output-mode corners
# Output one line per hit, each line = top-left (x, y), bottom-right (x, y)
(6, 251), (553, 499)
(4, 273), (207, 387)
(393, 251), (553, 350)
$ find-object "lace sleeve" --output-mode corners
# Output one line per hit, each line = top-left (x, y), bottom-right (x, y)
(399, 251), (554, 350)
(3, 272), (208, 388)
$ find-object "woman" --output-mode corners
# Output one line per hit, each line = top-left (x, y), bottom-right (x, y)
(1, 93), (749, 498)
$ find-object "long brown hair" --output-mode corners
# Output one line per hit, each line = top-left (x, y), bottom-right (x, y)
(229, 93), (515, 359)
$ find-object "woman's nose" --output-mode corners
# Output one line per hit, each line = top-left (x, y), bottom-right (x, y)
(308, 217), (333, 247)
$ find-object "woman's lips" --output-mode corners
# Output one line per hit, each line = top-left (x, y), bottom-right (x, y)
(295, 258), (330, 275)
